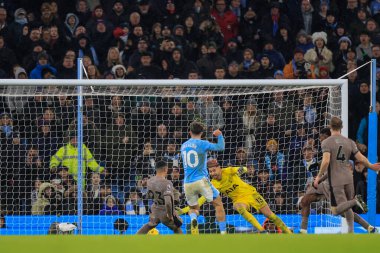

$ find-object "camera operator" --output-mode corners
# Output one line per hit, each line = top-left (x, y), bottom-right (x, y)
(283, 48), (316, 79)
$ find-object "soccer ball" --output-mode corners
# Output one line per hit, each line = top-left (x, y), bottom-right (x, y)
(148, 228), (159, 235)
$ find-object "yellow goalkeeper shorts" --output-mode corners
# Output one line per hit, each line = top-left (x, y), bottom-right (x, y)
(235, 191), (267, 211)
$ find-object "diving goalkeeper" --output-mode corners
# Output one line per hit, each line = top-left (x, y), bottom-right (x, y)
(179, 158), (292, 233)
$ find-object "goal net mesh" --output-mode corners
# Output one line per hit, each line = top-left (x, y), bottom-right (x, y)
(0, 83), (343, 234)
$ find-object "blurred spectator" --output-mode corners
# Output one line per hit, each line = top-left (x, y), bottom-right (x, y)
(50, 131), (105, 183)
(304, 32), (334, 75)
(125, 189), (146, 215)
(264, 139), (285, 181)
(99, 195), (123, 215)
(211, 0), (238, 52)
(30, 51), (57, 79)
(197, 94), (225, 138)
(85, 172), (105, 214)
(283, 48), (316, 79)
(238, 48), (260, 78)
(196, 41), (227, 79)
(103, 113), (137, 185)
(31, 182), (63, 215)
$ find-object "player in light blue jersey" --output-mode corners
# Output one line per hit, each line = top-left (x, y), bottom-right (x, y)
(181, 121), (226, 234)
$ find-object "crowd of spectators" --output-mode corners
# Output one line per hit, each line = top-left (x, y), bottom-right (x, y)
(0, 0), (380, 217)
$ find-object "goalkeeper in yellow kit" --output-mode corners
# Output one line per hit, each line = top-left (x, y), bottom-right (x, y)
(179, 158), (292, 233)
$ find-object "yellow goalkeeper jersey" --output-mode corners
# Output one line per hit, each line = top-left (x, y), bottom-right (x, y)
(211, 167), (255, 201)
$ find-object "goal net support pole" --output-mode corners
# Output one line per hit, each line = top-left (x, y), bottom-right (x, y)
(368, 59), (378, 225)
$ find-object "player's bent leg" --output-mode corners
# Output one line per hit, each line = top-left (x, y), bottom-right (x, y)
(233, 202), (264, 232)
(212, 196), (227, 234)
(260, 205), (292, 234)
(137, 223), (156, 234)
(300, 194), (319, 233)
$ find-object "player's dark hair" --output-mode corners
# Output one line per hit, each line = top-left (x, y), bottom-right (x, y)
(320, 127), (331, 136)
(155, 159), (168, 170)
(330, 116), (343, 131)
(190, 121), (204, 135)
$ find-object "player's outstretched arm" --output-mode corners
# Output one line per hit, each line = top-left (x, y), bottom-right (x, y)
(355, 152), (380, 171)
(207, 129), (225, 151)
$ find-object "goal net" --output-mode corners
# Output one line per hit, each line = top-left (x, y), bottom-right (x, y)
(0, 79), (347, 235)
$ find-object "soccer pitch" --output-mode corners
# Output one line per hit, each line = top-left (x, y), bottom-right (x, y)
(2, 234), (379, 253)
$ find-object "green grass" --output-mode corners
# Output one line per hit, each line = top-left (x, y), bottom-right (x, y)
(1, 234), (379, 253)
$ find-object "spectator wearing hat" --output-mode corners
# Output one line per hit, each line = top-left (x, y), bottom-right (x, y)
(91, 19), (114, 63)
(64, 13), (80, 41)
(283, 48), (316, 79)
(111, 64), (128, 79)
(76, 34), (99, 66)
(196, 41), (227, 79)
(30, 51), (57, 79)
(225, 37), (243, 64)
(264, 139), (285, 181)
(107, 0), (129, 27)
(274, 70), (284, 79)
(238, 48), (260, 78)
(321, 10), (338, 38)
(304, 31), (334, 75)
(211, 0), (239, 52)
(172, 24), (189, 52)
(128, 36), (149, 69)
(7, 8), (28, 50)
(295, 30), (314, 54)
(257, 40), (286, 71)
(239, 6), (260, 52)
(256, 54), (275, 79)
(225, 61), (242, 79)
(135, 51), (164, 79)
(167, 47), (197, 79)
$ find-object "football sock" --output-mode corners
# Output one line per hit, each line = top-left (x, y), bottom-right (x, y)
(237, 207), (264, 231)
(353, 212), (369, 229)
(269, 213), (292, 234)
(301, 216), (308, 230)
(218, 221), (227, 234)
(345, 209), (354, 233)
(189, 212), (197, 221)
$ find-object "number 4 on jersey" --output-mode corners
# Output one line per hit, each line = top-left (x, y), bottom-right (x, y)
(336, 145), (346, 162)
